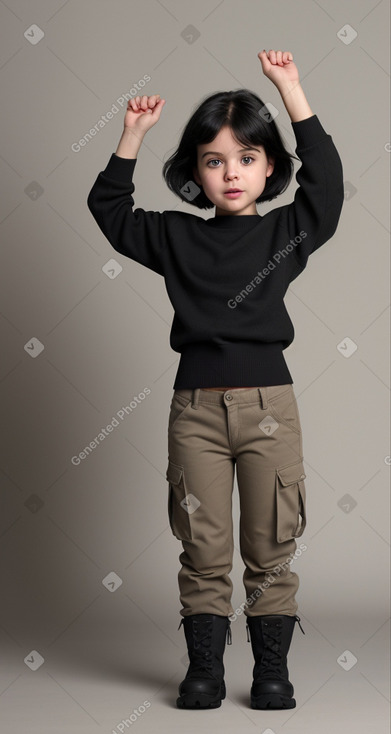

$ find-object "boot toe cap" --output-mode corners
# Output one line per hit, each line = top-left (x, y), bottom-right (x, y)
(179, 677), (221, 696)
(252, 679), (293, 698)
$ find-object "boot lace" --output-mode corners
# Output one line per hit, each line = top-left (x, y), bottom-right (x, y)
(177, 618), (232, 679)
(247, 615), (304, 680)
(258, 620), (284, 677)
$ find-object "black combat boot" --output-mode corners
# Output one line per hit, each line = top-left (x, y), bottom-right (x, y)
(176, 613), (232, 709)
(246, 614), (305, 709)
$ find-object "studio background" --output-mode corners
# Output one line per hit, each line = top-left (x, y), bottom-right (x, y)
(0, 1), (389, 732)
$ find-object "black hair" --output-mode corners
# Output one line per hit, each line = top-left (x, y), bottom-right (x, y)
(162, 88), (299, 210)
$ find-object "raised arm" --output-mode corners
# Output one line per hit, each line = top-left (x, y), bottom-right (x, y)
(87, 94), (168, 275)
(258, 49), (314, 123)
(258, 49), (344, 274)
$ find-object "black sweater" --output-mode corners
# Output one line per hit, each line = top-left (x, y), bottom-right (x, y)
(87, 114), (344, 389)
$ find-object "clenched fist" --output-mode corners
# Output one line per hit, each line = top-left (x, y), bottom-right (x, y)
(124, 94), (166, 135)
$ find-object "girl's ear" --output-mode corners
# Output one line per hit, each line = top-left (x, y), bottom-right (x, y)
(266, 156), (275, 178)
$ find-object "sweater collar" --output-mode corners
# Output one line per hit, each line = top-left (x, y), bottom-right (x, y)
(204, 214), (263, 228)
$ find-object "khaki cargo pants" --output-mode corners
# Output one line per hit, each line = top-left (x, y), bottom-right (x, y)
(166, 385), (307, 619)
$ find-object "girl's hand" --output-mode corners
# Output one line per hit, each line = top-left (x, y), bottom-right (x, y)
(124, 94), (166, 135)
(258, 50), (299, 89)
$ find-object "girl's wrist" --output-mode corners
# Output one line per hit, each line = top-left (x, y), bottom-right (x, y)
(115, 127), (144, 158)
(277, 80), (302, 98)
(278, 82), (314, 123)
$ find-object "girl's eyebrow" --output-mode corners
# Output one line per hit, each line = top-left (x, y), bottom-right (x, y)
(201, 147), (261, 159)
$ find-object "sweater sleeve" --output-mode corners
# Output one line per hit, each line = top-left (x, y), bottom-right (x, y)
(280, 114), (344, 277)
(87, 154), (165, 275)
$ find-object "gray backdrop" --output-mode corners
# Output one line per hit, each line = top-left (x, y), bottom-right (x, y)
(0, 1), (389, 732)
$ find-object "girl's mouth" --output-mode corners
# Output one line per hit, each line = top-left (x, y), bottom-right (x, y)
(224, 190), (243, 198)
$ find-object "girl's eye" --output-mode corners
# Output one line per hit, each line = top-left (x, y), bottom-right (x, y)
(206, 156), (254, 167)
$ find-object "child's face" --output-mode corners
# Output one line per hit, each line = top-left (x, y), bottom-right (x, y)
(193, 125), (274, 216)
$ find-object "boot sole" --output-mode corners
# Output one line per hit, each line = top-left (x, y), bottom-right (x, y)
(176, 683), (226, 709)
(176, 695), (222, 709)
(251, 693), (296, 709)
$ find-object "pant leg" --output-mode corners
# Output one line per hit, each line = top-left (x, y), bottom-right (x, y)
(166, 389), (235, 618)
(234, 385), (307, 617)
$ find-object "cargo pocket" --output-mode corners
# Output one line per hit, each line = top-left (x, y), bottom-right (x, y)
(276, 460), (307, 543)
(166, 460), (194, 541)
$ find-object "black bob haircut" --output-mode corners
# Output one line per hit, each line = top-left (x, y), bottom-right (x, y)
(162, 88), (300, 210)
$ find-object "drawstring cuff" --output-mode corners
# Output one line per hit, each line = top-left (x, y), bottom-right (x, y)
(245, 613), (305, 641)
(178, 616), (232, 644)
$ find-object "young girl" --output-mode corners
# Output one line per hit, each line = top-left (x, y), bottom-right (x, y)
(87, 49), (344, 711)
